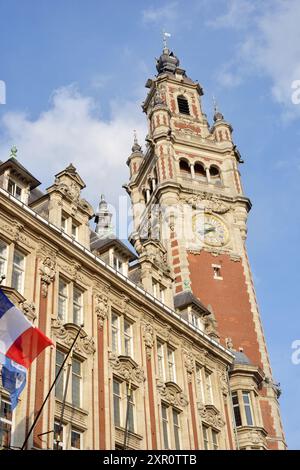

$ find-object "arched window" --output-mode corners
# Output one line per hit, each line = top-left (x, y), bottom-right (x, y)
(177, 95), (190, 115)
(194, 162), (206, 182)
(179, 159), (190, 176)
(209, 165), (222, 185)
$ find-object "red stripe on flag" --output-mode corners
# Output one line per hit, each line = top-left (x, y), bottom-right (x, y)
(6, 326), (53, 368)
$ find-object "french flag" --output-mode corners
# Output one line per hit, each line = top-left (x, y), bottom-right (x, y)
(0, 288), (53, 368)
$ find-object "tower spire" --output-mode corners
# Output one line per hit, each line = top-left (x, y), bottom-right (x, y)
(94, 194), (114, 239)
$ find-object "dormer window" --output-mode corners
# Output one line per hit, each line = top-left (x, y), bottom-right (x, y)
(7, 179), (22, 200)
(61, 215), (67, 232)
(177, 95), (190, 115)
(112, 254), (123, 273)
(71, 221), (78, 240)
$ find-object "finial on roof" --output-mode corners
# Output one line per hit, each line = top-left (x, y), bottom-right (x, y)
(10, 145), (18, 158)
(65, 163), (77, 174)
(132, 130), (142, 153)
(212, 95), (224, 122)
(162, 31), (171, 51)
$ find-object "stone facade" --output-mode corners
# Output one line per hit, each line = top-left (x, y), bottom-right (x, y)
(0, 46), (285, 450)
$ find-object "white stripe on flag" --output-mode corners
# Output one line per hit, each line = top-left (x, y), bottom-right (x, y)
(0, 306), (32, 355)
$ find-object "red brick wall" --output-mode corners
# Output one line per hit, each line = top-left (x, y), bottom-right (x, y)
(188, 251), (279, 447)
(188, 251), (262, 367)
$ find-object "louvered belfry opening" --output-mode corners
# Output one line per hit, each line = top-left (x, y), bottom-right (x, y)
(177, 95), (190, 115)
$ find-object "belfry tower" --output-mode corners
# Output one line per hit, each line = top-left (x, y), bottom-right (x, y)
(125, 44), (286, 449)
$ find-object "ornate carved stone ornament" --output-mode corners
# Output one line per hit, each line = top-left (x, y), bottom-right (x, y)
(58, 259), (82, 282)
(143, 323), (154, 358)
(109, 353), (145, 385)
(194, 348), (208, 366)
(182, 193), (231, 215)
(56, 181), (80, 204)
(94, 288), (109, 329)
(40, 256), (56, 297)
(157, 379), (189, 408)
(51, 319), (96, 356)
(21, 301), (37, 323)
(198, 403), (225, 429)
(217, 369), (229, 397)
(0, 219), (33, 248)
(183, 351), (195, 378)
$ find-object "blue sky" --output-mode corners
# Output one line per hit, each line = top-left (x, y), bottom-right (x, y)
(0, 0), (300, 449)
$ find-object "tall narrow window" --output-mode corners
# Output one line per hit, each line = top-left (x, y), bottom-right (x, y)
(61, 215), (67, 232)
(196, 366), (205, 403)
(7, 179), (22, 200)
(12, 250), (25, 293)
(202, 425), (209, 450)
(127, 385), (135, 433)
(205, 371), (213, 404)
(232, 392), (242, 427)
(191, 312), (199, 328)
(113, 380), (121, 427)
(161, 405), (169, 449)
(73, 287), (83, 326)
(72, 358), (81, 408)
(111, 313), (120, 354)
(55, 350), (65, 401)
(177, 95), (190, 115)
(157, 341), (165, 380)
(172, 409), (181, 449)
(167, 347), (176, 382)
(53, 421), (64, 450)
(212, 430), (219, 450)
(0, 240), (7, 278)
(242, 392), (254, 426)
(71, 429), (82, 450)
(179, 159), (190, 175)
(58, 279), (68, 323)
(0, 398), (12, 450)
(124, 319), (132, 357)
(71, 222), (78, 239)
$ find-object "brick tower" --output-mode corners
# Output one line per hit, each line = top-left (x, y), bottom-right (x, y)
(126, 44), (286, 449)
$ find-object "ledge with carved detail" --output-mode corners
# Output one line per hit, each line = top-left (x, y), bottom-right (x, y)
(114, 425), (143, 450)
(54, 398), (89, 430)
(197, 402), (225, 430)
(236, 425), (268, 450)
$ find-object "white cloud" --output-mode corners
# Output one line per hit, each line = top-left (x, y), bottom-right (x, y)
(0, 85), (147, 209)
(210, 0), (300, 116)
(142, 2), (179, 25)
(207, 0), (258, 30)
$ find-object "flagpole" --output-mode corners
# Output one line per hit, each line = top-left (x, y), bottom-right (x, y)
(21, 326), (83, 451)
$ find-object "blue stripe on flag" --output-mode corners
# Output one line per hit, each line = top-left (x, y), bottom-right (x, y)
(1, 356), (27, 410)
(0, 288), (14, 320)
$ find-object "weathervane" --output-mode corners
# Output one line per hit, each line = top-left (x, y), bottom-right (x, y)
(162, 31), (171, 50)
(212, 95), (218, 113)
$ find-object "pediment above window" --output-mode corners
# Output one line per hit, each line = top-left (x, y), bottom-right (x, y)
(108, 352), (145, 385)
(51, 319), (96, 357)
(198, 403), (225, 429)
(157, 379), (189, 408)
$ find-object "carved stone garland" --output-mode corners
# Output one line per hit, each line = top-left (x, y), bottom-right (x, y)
(39, 255), (56, 298)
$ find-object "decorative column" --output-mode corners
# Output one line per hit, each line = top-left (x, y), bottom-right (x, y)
(95, 286), (110, 449)
(184, 351), (199, 449)
(143, 323), (157, 449)
(33, 251), (56, 449)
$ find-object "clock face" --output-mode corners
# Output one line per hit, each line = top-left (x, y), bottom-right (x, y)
(193, 214), (228, 247)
